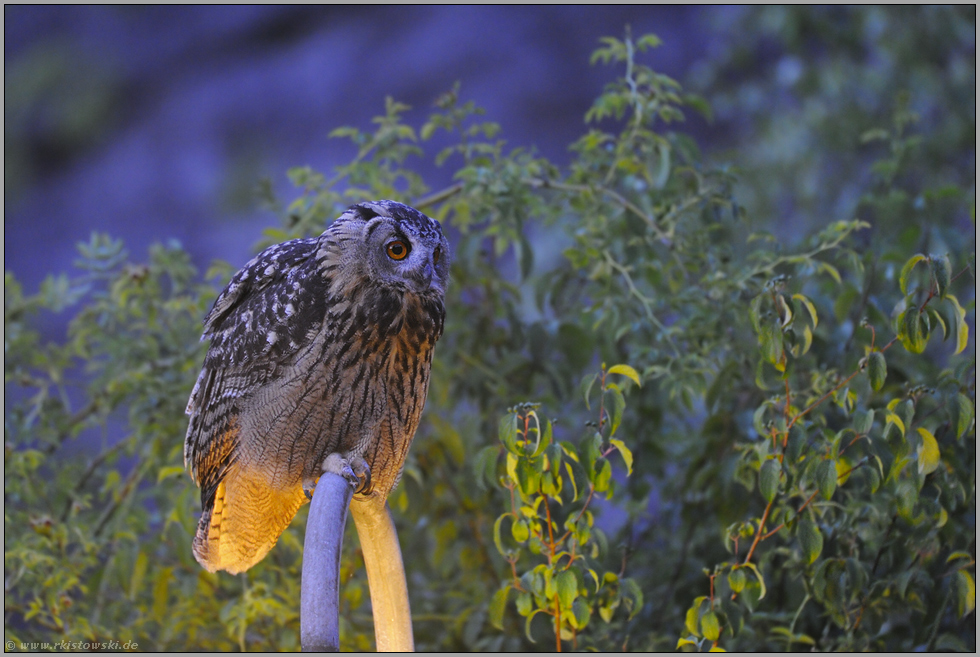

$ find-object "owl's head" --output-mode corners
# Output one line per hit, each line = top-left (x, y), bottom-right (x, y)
(329, 200), (450, 298)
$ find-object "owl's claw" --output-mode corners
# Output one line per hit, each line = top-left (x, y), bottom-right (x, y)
(351, 457), (371, 495)
(316, 453), (371, 496)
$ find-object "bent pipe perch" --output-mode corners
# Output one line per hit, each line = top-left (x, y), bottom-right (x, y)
(300, 472), (414, 652)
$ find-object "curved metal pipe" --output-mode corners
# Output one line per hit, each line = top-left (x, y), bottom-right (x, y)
(349, 493), (414, 652)
(301, 472), (354, 652)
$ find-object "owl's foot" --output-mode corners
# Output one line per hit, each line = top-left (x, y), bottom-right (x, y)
(304, 453), (372, 499)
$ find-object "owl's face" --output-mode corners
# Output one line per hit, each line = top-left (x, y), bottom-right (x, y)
(336, 201), (450, 298)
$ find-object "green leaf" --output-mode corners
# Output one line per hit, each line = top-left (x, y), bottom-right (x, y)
(770, 627), (815, 646)
(728, 568), (747, 594)
(622, 577), (643, 619)
(951, 393), (974, 439)
(753, 402), (771, 438)
(517, 231), (534, 281)
(916, 427), (940, 475)
(546, 443), (563, 478)
(743, 563), (767, 601)
(607, 363), (642, 387)
(593, 457), (612, 492)
(516, 591), (533, 616)
(867, 351), (887, 391)
(156, 465), (186, 483)
(931, 254), (951, 300)
(786, 425), (806, 463)
(606, 386), (626, 436)
(676, 636), (699, 650)
(798, 515), (823, 565)
(818, 261), (842, 284)
(946, 295), (970, 355)
(581, 373), (599, 410)
(860, 127), (889, 143)
(749, 295), (765, 335)
(570, 597), (591, 630)
(529, 415), (551, 458)
(516, 458), (543, 499)
(564, 461), (580, 502)
(818, 459), (838, 500)
(489, 586), (511, 630)
(895, 398), (915, 433)
(582, 432), (602, 472)
(955, 571), (976, 618)
(473, 445), (500, 489)
(541, 420), (554, 453)
(759, 317), (783, 367)
(493, 514), (514, 558)
(867, 461), (881, 493)
(512, 518), (530, 542)
(896, 479), (918, 519)
(685, 604), (701, 636)
(947, 551), (975, 566)
(799, 324), (814, 355)
(701, 610), (721, 642)
(854, 409), (874, 435)
(525, 609), (547, 643)
(777, 294), (793, 328)
(609, 438), (633, 475)
(900, 254), (928, 296)
(556, 570), (578, 609)
(506, 451), (519, 485)
(130, 550), (148, 600)
(152, 567), (172, 620)
(759, 458), (781, 503)
(499, 413), (519, 453)
(899, 307), (928, 354)
(884, 412), (906, 437)
(793, 293), (819, 328)
(928, 307), (948, 340)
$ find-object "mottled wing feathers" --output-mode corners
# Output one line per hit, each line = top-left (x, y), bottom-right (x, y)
(184, 235), (333, 571)
(202, 236), (326, 371)
(185, 236), (324, 474)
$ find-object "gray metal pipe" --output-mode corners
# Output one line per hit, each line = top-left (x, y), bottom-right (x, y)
(301, 472), (354, 652)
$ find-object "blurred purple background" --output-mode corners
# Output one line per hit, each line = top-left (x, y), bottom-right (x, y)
(6, 6), (728, 294)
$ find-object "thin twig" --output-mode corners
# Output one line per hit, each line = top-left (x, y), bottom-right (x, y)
(742, 500), (775, 565)
(60, 440), (126, 522)
(93, 459), (144, 537)
(525, 177), (672, 244)
(413, 183), (464, 210)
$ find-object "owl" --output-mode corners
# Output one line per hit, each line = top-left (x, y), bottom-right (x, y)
(184, 200), (449, 574)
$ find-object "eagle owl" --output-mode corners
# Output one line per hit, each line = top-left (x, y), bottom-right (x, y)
(184, 200), (449, 574)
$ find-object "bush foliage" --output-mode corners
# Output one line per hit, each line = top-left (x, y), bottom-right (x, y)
(5, 9), (975, 652)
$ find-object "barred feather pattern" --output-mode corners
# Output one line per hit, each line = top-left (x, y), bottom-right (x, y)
(184, 200), (449, 574)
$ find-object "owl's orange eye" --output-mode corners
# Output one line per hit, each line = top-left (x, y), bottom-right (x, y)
(433, 246), (442, 265)
(385, 240), (410, 261)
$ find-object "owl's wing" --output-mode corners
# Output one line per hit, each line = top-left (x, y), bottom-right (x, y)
(184, 236), (328, 489)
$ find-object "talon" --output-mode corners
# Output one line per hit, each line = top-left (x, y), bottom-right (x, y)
(351, 457), (371, 494)
(303, 474), (317, 500)
(322, 453), (359, 490)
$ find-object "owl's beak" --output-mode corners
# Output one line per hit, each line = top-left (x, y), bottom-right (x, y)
(411, 261), (435, 293)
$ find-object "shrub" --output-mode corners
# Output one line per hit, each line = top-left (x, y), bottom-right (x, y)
(5, 13), (974, 652)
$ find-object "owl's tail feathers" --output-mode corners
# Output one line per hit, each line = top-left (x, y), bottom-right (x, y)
(192, 464), (307, 574)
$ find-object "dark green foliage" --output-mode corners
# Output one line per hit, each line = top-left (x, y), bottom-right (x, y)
(5, 9), (974, 652)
